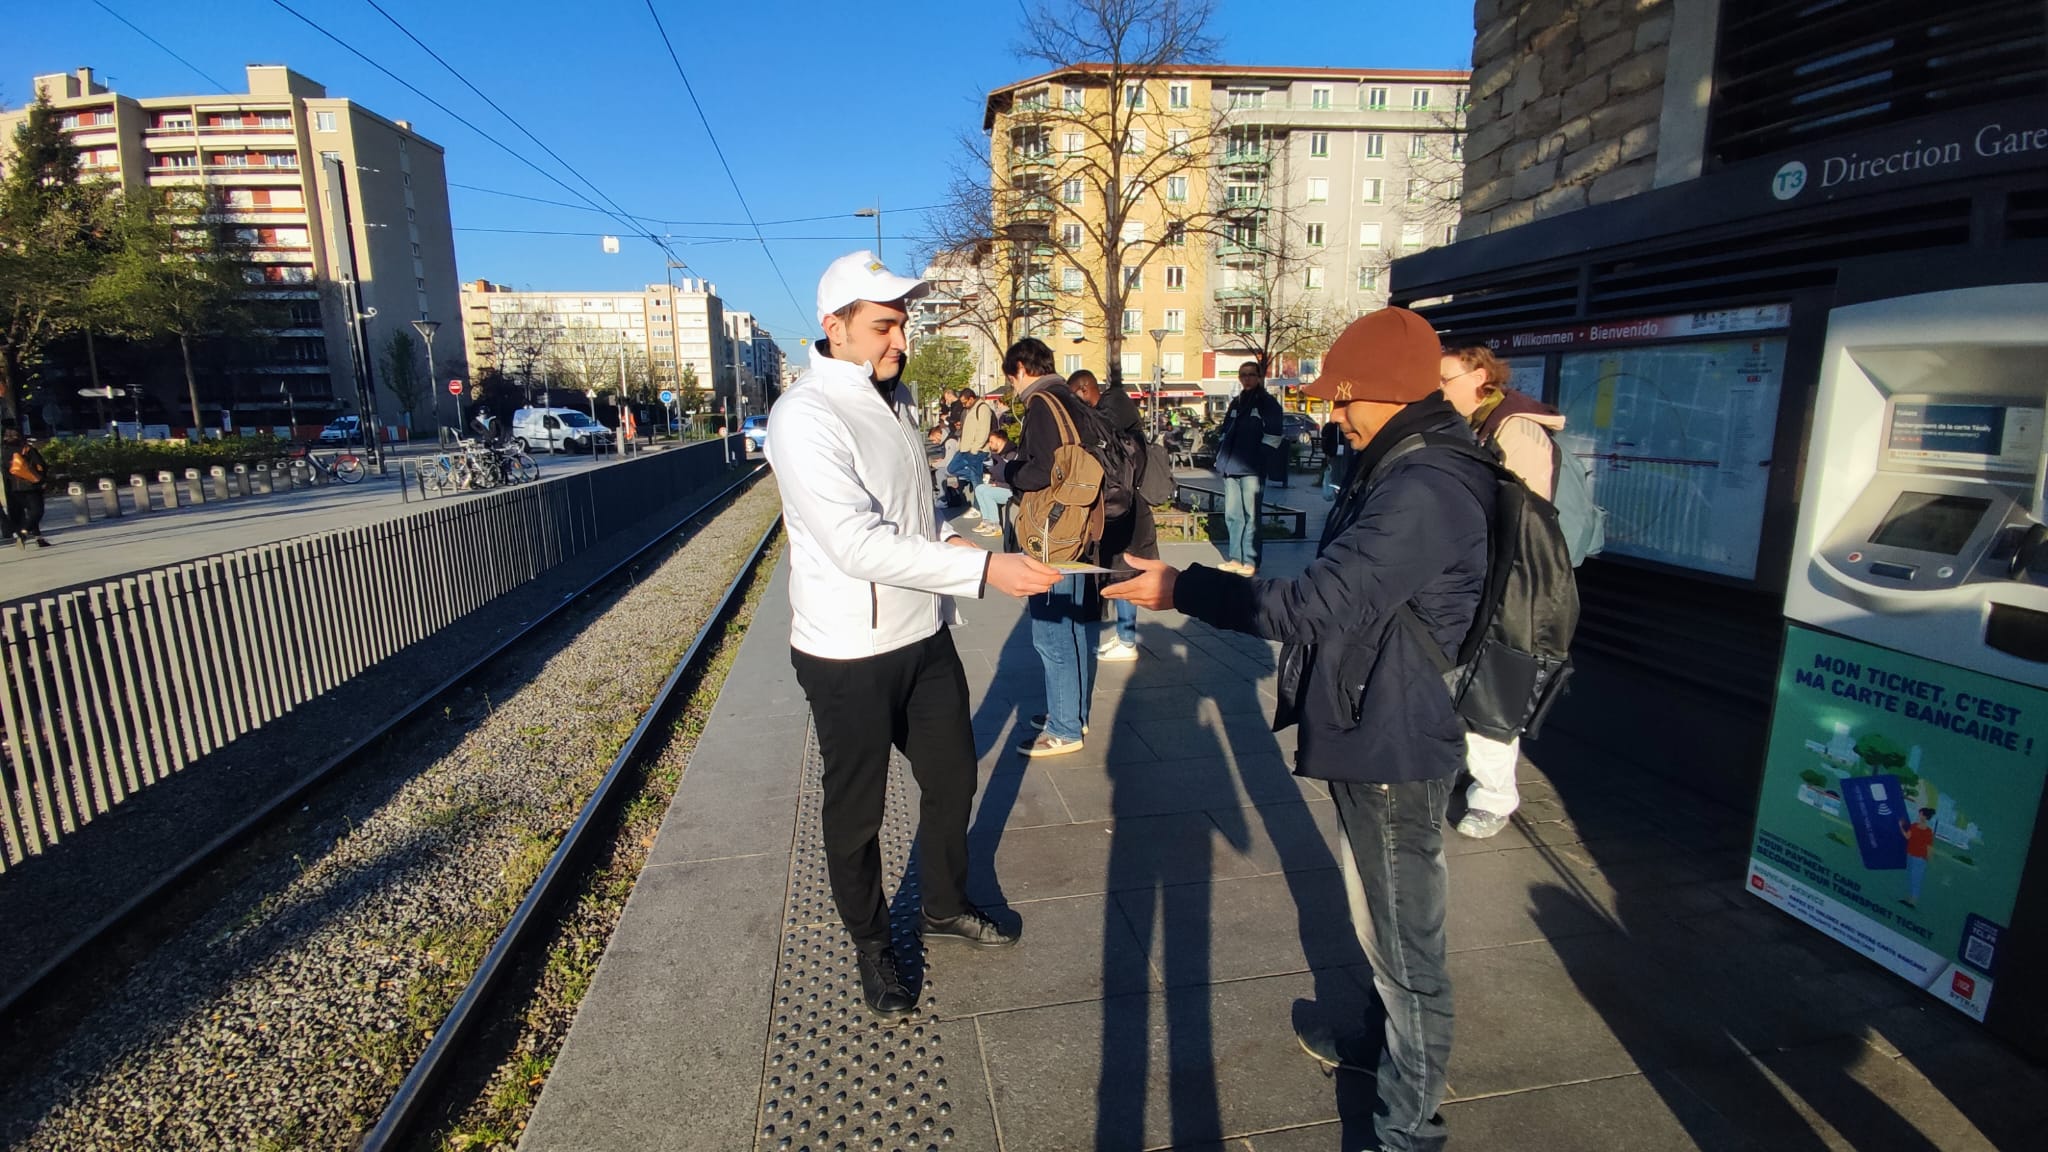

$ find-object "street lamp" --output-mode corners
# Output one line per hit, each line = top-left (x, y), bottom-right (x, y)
(410, 318), (442, 439)
(854, 202), (882, 259)
(1147, 326), (1169, 440)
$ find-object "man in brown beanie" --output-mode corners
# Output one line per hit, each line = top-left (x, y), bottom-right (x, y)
(1106, 307), (1492, 1152)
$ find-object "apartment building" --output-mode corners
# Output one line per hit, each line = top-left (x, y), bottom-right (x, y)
(460, 278), (733, 407)
(981, 64), (1468, 408)
(910, 249), (1006, 396)
(723, 311), (783, 406)
(0, 65), (464, 433)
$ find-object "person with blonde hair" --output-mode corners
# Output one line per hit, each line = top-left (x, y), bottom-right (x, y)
(1438, 345), (1566, 839)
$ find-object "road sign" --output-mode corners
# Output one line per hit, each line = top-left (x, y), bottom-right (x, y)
(659, 389), (676, 405)
(447, 379), (462, 396)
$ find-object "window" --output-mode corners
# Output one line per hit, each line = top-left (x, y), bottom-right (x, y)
(1062, 267), (1084, 291)
(1120, 220), (1145, 243)
(1122, 309), (1141, 334)
(1309, 132), (1328, 157)
(1063, 315), (1084, 338)
(1222, 305), (1256, 331)
(156, 112), (192, 131)
(1412, 88), (1432, 110)
(1166, 221), (1187, 246)
(1367, 86), (1388, 110)
(1444, 224), (1460, 244)
(1162, 352), (1185, 377)
(1407, 177), (1425, 202)
(1122, 352), (1143, 378)
(1019, 87), (1049, 111)
(1060, 223), (1083, 247)
(1361, 177), (1383, 202)
(1169, 82), (1191, 109)
(1164, 308), (1184, 332)
(1064, 131), (1084, 154)
(1359, 222), (1383, 247)
(1166, 175), (1188, 201)
(1064, 85), (1084, 110)
(1310, 86), (1332, 110)
(1125, 128), (1146, 154)
(1168, 128), (1190, 153)
(1065, 354), (1084, 373)
(1305, 223), (1325, 246)
(1306, 177), (1328, 202)
(1122, 265), (1143, 290)
(1228, 87), (1264, 109)
(1454, 87), (1470, 110)
(157, 153), (196, 169)
(1451, 137), (1464, 159)
(1304, 266), (1325, 290)
(411, 242), (421, 257)
(1063, 178), (1084, 204)
(1410, 135), (1429, 158)
(1364, 133), (1384, 159)
(1125, 82), (1146, 109)
(1164, 265), (1186, 290)
(319, 150), (341, 165)
(1401, 224), (1424, 250)
(314, 111), (336, 133)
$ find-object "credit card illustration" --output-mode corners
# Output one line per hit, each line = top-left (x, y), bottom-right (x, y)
(1842, 773), (1909, 871)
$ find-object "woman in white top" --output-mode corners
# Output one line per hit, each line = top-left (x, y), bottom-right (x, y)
(1438, 345), (1568, 839)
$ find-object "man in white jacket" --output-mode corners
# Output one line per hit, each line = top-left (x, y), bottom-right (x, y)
(765, 251), (1061, 1017)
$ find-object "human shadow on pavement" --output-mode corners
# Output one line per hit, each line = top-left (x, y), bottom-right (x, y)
(1095, 615), (1377, 1152)
(1518, 733), (1952, 1150)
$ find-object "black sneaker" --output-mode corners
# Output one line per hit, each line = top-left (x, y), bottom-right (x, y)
(922, 905), (1020, 949)
(856, 945), (916, 1017)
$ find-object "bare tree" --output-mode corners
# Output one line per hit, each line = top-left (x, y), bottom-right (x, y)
(968, 0), (1243, 389)
(493, 307), (556, 405)
(1358, 104), (1469, 303)
(1203, 222), (1347, 379)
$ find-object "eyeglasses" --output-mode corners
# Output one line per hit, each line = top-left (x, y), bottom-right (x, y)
(1439, 368), (1479, 385)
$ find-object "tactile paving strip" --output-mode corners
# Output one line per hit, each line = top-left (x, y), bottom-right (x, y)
(755, 724), (964, 1152)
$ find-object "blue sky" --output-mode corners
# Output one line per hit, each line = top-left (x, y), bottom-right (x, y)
(5, 1), (1472, 350)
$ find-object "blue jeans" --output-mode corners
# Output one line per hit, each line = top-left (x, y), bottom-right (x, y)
(973, 482), (1011, 526)
(1028, 575), (1098, 741)
(946, 450), (986, 492)
(1222, 473), (1262, 568)
(1113, 598), (1137, 645)
(1334, 777), (1453, 1152)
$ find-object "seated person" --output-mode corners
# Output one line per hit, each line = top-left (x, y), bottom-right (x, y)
(928, 424), (965, 507)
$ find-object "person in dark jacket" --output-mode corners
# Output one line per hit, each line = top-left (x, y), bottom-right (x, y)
(1078, 372), (1155, 662)
(1106, 308), (1491, 1152)
(2, 421), (53, 549)
(1212, 361), (1283, 574)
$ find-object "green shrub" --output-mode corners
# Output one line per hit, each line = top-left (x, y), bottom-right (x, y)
(39, 434), (292, 483)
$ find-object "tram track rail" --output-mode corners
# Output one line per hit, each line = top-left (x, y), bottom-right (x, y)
(0, 463), (781, 1150)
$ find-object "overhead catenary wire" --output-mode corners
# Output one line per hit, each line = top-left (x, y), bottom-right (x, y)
(456, 227), (922, 241)
(90, 0), (233, 93)
(642, 0), (812, 330)
(447, 183), (946, 230)
(264, 0), (682, 271)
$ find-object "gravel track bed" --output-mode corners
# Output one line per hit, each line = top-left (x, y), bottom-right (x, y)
(0, 481), (782, 1151)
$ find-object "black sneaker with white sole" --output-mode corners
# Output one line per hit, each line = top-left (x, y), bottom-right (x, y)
(922, 905), (1020, 949)
(1295, 1017), (1378, 1074)
(856, 945), (917, 1016)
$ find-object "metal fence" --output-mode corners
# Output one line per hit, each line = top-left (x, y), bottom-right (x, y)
(0, 438), (747, 872)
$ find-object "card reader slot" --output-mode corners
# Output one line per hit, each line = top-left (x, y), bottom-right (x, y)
(1867, 560), (1916, 581)
(1986, 603), (2048, 663)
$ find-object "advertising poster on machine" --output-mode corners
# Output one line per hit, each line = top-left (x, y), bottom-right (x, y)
(1750, 625), (2048, 1020)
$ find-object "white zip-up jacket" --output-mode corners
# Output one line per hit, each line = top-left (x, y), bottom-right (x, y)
(765, 347), (990, 659)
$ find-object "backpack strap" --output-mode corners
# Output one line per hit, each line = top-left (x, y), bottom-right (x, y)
(1031, 390), (1081, 449)
(1369, 432), (1505, 675)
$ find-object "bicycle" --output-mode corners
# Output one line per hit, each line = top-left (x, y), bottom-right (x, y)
(282, 443), (365, 485)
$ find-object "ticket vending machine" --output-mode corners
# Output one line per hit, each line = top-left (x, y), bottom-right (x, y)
(1753, 284), (2048, 1053)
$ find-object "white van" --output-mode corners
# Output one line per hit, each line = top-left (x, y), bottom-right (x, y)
(512, 407), (615, 454)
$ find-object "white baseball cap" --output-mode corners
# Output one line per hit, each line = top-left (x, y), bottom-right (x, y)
(815, 250), (929, 325)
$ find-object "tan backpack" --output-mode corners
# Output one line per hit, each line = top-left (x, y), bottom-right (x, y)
(1014, 393), (1106, 565)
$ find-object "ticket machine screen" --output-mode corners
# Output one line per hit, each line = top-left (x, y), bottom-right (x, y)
(1869, 492), (1994, 554)
(1885, 402), (2043, 475)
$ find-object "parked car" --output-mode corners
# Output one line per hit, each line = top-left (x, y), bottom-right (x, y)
(741, 414), (769, 453)
(1279, 411), (1319, 447)
(317, 415), (362, 445)
(512, 407), (615, 454)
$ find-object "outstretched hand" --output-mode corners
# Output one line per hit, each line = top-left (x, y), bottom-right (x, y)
(1102, 554), (1179, 611)
(986, 551), (1064, 598)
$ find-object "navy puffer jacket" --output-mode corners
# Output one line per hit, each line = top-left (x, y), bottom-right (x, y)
(1173, 397), (1493, 784)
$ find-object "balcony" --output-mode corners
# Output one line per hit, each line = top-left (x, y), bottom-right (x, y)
(198, 123), (295, 136)
(1008, 150), (1057, 170)
(1213, 285), (1263, 301)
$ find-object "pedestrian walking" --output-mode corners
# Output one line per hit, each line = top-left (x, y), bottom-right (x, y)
(2, 421), (54, 549)
(1438, 346), (1566, 838)
(765, 251), (1062, 1017)
(1105, 308), (1493, 1152)
(946, 388), (996, 509)
(1213, 361), (1283, 574)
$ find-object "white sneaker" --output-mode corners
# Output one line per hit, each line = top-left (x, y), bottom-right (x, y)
(961, 508), (981, 519)
(1098, 640), (1138, 662)
(1097, 635), (1127, 655)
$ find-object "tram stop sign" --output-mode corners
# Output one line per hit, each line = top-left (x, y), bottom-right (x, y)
(659, 389), (676, 405)
(447, 379), (463, 396)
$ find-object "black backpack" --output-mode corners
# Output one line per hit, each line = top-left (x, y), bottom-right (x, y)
(1066, 396), (1142, 522)
(1374, 434), (1580, 742)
